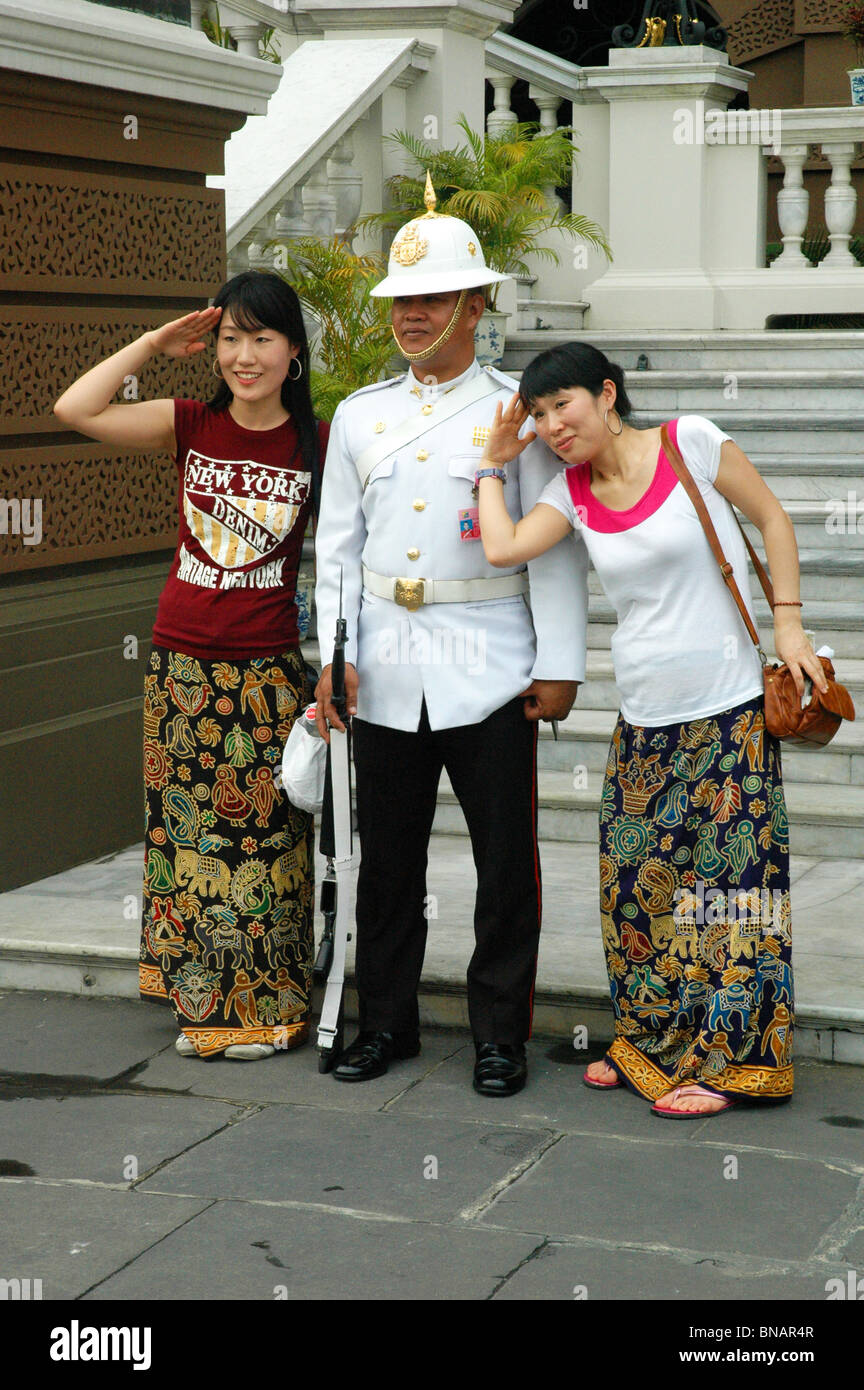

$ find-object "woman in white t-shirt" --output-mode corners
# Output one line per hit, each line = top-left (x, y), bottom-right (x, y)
(477, 342), (826, 1118)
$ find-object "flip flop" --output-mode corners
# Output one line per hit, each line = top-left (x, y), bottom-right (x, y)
(582, 1063), (622, 1091)
(651, 1083), (737, 1119)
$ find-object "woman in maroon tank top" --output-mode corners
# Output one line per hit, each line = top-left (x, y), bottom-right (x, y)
(54, 272), (328, 1060)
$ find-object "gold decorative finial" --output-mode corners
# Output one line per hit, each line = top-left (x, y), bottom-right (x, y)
(424, 170), (436, 214)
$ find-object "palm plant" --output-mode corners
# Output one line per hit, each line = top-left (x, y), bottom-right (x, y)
(360, 116), (612, 310)
(271, 238), (395, 420)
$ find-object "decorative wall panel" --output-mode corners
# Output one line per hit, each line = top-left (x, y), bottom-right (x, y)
(0, 165), (224, 295)
(0, 310), (214, 434)
(726, 0), (796, 62)
(0, 443), (177, 571)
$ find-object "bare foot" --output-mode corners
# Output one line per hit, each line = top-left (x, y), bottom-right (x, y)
(655, 1084), (730, 1114)
(585, 1059), (618, 1085)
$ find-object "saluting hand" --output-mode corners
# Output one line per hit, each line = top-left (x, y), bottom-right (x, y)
(147, 306), (223, 359)
(483, 393), (537, 466)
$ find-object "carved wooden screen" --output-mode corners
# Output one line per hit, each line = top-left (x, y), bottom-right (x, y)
(0, 94), (231, 573)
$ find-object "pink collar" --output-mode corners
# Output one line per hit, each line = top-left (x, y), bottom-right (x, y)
(566, 418), (679, 533)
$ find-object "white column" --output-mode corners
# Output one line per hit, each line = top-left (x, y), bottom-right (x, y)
(771, 145), (810, 269)
(821, 142), (858, 268)
(486, 72), (517, 136)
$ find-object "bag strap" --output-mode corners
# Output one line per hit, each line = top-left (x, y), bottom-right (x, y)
(660, 422), (771, 665)
(353, 371), (501, 490)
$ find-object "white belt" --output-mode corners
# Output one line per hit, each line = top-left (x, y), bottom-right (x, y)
(362, 565), (528, 611)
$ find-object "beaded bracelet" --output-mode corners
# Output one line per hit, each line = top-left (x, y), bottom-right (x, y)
(772, 600), (803, 608)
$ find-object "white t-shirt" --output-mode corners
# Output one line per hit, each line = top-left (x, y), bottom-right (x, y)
(537, 415), (765, 727)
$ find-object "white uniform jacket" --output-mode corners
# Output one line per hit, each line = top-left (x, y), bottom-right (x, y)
(314, 359), (589, 732)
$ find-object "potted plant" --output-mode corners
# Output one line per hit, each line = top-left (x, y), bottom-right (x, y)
(361, 117), (611, 366)
(841, 3), (864, 103)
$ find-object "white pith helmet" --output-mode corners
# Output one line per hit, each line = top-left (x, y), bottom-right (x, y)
(370, 172), (510, 298)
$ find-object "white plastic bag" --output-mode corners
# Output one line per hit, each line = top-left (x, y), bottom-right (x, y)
(278, 703), (326, 814)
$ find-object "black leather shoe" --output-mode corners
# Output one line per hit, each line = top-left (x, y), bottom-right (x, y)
(332, 1030), (420, 1083)
(473, 1042), (527, 1097)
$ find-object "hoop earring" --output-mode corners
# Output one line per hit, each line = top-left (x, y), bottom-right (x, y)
(288, 357), (303, 381)
(212, 359), (223, 379)
(604, 406), (623, 436)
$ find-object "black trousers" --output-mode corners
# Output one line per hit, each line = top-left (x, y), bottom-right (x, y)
(351, 697), (541, 1044)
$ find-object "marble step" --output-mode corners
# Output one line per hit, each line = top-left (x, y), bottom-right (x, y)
(535, 705), (864, 787)
(585, 549), (864, 603)
(503, 330), (864, 372)
(626, 370), (864, 414)
(516, 298), (589, 332)
(433, 767), (864, 860)
(586, 594), (864, 660)
(741, 501), (864, 549)
(570, 650), (864, 712)
(637, 414), (864, 456)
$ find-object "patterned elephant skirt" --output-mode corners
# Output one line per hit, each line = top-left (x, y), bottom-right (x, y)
(138, 645), (314, 1057)
(600, 696), (793, 1102)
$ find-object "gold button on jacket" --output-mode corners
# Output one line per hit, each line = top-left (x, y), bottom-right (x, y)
(413, 499), (426, 511)
(406, 548), (420, 561)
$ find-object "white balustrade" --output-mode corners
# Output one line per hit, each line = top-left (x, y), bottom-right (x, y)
(329, 133), (363, 246)
(821, 143), (859, 269)
(772, 145), (810, 269)
(768, 115), (864, 271)
(486, 71), (517, 135)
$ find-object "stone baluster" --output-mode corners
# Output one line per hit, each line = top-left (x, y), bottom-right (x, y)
(821, 143), (858, 269)
(301, 157), (338, 239)
(248, 212), (277, 269)
(328, 133), (363, 247)
(276, 183), (313, 242)
(189, 0), (208, 35)
(486, 73), (517, 136)
(771, 145), (810, 269)
(227, 236), (252, 276)
(529, 83), (566, 213)
(225, 21), (265, 60)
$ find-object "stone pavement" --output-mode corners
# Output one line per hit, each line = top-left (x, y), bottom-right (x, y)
(1, 836), (863, 1061)
(1, 989), (863, 1306)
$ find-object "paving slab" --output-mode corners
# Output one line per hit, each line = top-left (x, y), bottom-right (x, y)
(138, 1105), (552, 1220)
(479, 1134), (859, 1263)
(84, 1199), (541, 1302)
(491, 1240), (855, 1302)
(129, 1028), (467, 1112)
(0, 1094), (250, 1184)
(0, 992), (172, 1080)
(0, 1184), (211, 1301)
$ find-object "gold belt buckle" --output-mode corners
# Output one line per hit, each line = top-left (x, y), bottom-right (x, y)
(393, 577), (425, 610)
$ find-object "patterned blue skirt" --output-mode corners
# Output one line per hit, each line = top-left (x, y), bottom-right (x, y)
(601, 696), (793, 1101)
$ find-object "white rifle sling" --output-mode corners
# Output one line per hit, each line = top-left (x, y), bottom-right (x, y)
(317, 726), (355, 1053)
(353, 372), (501, 490)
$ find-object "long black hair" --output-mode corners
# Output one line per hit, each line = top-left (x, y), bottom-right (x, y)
(207, 270), (321, 513)
(518, 342), (633, 420)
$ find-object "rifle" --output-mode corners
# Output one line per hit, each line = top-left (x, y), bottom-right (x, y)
(314, 570), (355, 1072)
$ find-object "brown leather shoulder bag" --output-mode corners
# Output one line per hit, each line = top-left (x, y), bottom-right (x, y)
(660, 423), (856, 746)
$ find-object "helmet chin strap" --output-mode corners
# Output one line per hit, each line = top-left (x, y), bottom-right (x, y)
(392, 289), (468, 364)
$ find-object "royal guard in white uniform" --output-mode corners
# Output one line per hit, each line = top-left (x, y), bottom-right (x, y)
(314, 177), (588, 1095)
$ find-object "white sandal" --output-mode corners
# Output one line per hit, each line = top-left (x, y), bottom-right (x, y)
(224, 1043), (276, 1061)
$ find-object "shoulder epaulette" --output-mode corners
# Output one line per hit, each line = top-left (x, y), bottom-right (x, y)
(483, 363), (520, 391)
(342, 374), (405, 405)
